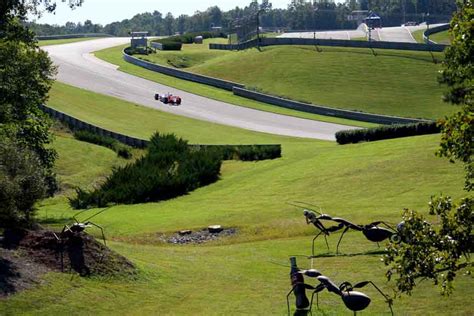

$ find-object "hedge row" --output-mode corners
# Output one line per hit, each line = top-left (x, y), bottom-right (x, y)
(211, 144), (281, 161)
(69, 133), (222, 209)
(152, 31), (227, 50)
(335, 121), (440, 144)
(73, 130), (133, 159)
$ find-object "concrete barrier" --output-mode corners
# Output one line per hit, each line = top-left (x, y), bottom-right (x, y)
(423, 24), (450, 44)
(40, 104), (281, 153)
(210, 37), (448, 52)
(123, 50), (244, 91)
(233, 87), (431, 125)
(36, 33), (112, 40)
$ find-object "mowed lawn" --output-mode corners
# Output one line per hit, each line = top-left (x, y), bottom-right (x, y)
(96, 39), (458, 120)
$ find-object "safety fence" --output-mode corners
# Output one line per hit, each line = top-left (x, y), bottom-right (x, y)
(209, 37), (447, 52)
(40, 104), (281, 153)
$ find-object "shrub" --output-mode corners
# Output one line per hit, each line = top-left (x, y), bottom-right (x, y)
(73, 130), (132, 159)
(69, 133), (222, 209)
(335, 121), (440, 145)
(191, 144), (281, 161)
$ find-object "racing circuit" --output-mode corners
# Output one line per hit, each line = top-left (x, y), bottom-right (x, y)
(44, 38), (358, 141)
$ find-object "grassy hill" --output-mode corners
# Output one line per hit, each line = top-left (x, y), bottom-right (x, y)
(95, 39), (458, 120)
(1, 83), (470, 315)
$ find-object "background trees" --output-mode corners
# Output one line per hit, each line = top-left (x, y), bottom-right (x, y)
(28, 0), (458, 37)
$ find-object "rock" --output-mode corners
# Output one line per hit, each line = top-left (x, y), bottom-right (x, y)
(208, 225), (223, 234)
(178, 230), (192, 236)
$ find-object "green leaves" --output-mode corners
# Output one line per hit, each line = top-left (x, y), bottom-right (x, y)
(384, 196), (473, 296)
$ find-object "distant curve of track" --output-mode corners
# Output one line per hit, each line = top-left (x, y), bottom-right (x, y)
(44, 38), (359, 141)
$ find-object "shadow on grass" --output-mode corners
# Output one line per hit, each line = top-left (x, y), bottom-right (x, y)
(0, 257), (20, 297)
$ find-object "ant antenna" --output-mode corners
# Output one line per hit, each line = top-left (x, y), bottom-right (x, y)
(83, 206), (113, 222)
(288, 201), (323, 215)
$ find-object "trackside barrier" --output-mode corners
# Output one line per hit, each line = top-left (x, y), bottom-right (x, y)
(423, 24), (450, 44)
(233, 87), (429, 125)
(123, 50), (244, 91)
(209, 37), (448, 52)
(39, 104), (281, 154)
(36, 33), (112, 40)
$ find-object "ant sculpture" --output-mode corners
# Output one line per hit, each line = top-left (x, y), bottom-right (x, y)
(286, 257), (393, 316)
(290, 202), (402, 255)
(59, 208), (108, 246)
(52, 208), (109, 272)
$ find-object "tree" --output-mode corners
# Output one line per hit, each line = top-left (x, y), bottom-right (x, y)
(0, 0), (83, 227)
(0, 138), (47, 229)
(384, 0), (473, 296)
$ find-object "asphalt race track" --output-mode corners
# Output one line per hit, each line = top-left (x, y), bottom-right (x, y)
(44, 38), (358, 141)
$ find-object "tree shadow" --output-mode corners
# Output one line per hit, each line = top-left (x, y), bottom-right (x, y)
(0, 257), (20, 296)
(310, 249), (388, 259)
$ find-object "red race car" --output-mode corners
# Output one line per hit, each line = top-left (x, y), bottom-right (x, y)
(154, 93), (182, 105)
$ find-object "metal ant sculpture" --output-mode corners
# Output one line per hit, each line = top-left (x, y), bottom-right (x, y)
(53, 208), (109, 271)
(286, 257), (393, 315)
(290, 202), (402, 254)
(57, 208), (108, 246)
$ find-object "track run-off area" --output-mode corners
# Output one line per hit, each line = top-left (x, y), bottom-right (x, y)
(44, 37), (359, 141)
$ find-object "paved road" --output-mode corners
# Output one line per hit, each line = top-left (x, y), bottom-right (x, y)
(44, 37), (358, 141)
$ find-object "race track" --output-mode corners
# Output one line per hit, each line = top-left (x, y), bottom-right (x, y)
(44, 38), (358, 141)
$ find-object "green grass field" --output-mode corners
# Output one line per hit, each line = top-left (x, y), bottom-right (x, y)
(1, 82), (471, 315)
(96, 40), (458, 120)
(37, 37), (104, 47)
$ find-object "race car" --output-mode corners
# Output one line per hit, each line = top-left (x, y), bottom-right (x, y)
(154, 93), (182, 105)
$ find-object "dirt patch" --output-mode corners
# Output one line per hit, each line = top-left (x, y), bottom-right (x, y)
(162, 228), (237, 244)
(1, 229), (136, 298)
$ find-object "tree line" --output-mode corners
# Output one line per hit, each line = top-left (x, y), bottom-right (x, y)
(28, 0), (457, 37)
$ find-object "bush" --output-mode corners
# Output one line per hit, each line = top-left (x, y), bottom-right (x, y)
(73, 130), (132, 159)
(69, 133), (222, 209)
(335, 121), (440, 145)
(124, 46), (154, 55)
(151, 31), (227, 48)
(191, 144), (281, 161)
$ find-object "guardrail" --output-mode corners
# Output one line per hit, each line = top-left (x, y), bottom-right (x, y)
(210, 37), (448, 52)
(123, 49), (244, 91)
(36, 33), (113, 40)
(40, 104), (281, 153)
(423, 24), (450, 44)
(233, 87), (429, 125)
(40, 105), (148, 148)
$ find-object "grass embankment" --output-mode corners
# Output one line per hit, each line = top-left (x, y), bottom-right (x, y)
(1, 84), (470, 315)
(412, 29), (452, 45)
(37, 37), (102, 47)
(96, 40), (457, 120)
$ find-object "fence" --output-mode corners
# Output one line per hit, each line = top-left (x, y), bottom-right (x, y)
(233, 87), (429, 125)
(40, 105), (281, 154)
(423, 24), (450, 44)
(210, 37), (448, 52)
(123, 50), (244, 91)
(36, 33), (112, 40)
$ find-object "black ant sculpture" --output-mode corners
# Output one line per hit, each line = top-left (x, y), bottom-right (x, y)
(52, 208), (109, 271)
(290, 202), (402, 254)
(286, 257), (393, 315)
(57, 208), (108, 246)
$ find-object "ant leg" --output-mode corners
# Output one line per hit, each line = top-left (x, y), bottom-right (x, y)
(336, 227), (350, 254)
(311, 231), (324, 256)
(88, 222), (106, 246)
(353, 281), (394, 316)
(286, 287), (295, 315)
